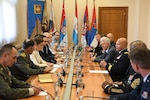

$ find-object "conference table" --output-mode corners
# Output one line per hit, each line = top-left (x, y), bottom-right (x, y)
(19, 48), (112, 100)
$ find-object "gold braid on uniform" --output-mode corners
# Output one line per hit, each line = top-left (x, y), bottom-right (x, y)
(108, 63), (112, 71)
(131, 78), (140, 89)
(20, 52), (26, 57)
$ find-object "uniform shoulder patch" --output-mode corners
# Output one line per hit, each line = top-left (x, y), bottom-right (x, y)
(124, 52), (128, 54)
(20, 52), (26, 57)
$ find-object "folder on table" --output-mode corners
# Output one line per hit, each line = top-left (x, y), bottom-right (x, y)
(38, 74), (53, 83)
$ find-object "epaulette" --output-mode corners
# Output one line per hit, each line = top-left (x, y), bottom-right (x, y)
(20, 52), (26, 57)
(0, 67), (3, 71)
(124, 52), (128, 55)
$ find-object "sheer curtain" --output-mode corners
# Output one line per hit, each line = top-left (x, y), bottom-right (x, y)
(0, 0), (17, 46)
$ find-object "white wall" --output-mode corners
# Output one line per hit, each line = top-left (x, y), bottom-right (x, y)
(16, 0), (28, 46)
(17, 0), (150, 48)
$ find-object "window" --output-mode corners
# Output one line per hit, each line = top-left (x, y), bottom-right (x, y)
(0, 0), (17, 46)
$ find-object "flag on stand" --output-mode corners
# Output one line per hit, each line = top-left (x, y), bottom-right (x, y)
(89, 0), (97, 46)
(72, 0), (78, 45)
(28, 0), (44, 38)
(60, 0), (68, 47)
(81, 0), (89, 47)
(49, 0), (56, 34)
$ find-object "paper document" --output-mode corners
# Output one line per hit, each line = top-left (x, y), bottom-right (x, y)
(50, 68), (58, 73)
(58, 52), (64, 55)
(89, 70), (109, 74)
(53, 64), (62, 68)
(38, 74), (53, 83)
(37, 91), (48, 96)
(61, 56), (66, 59)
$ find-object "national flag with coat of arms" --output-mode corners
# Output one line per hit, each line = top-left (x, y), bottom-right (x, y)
(72, 0), (78, 45)
(89, 0), (97, 47)
(60, 0), (68, 47)
(81, 0), (89, 47)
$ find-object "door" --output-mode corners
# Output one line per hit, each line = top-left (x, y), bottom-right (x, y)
(98, 7), (128, 42)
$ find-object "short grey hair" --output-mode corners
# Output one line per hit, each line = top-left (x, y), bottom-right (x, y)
(100, 37), (110, 45)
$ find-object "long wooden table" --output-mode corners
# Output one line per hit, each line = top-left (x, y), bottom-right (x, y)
(19, 51), (112, 100)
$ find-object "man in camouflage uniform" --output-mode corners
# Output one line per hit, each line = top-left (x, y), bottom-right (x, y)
(0, 44), (40, 99)
(9, 39), (52, 81)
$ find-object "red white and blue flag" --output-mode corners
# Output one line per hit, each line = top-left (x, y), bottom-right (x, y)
(60, 0), (68, 47)
(89, 0), (97, 46)
(72, 0), (78, 45)
(82, 0), (89, 47)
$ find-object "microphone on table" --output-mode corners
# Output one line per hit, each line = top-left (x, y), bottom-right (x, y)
(30, 85), (55, 100)
(56, 72), (64, 87)
(60, 64), (66, 76)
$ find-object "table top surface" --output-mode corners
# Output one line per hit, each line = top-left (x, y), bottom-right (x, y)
(19, 51), (112, 100)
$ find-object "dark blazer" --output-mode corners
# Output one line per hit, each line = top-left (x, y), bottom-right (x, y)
(94, 42), (103, 56)
(39, 44), (56, 63)
(106, 49), (131, 82)
(9, 49), (44, 81)
(90, 42), (103, 56)
(111, 41), (116, 47)
(94, 45), (117, 63)
(0, 64), (31, 99)
(110, 74), (150, 100)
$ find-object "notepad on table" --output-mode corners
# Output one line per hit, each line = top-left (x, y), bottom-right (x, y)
(89, 70), (109, 74)
(38, 74), (53, 83)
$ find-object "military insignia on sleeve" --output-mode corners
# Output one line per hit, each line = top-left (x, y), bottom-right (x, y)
(116, 55), (122, 59)
(21, 53), (26, 57)
(0, 67), (3, 71)
(124, 52), (128, 54)
(142, 91), (148, 99)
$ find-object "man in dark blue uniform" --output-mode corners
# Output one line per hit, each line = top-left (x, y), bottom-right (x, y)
(110, 47), (150, 100)
(102, 40), (146, 95)
(100, 37), (130, 82)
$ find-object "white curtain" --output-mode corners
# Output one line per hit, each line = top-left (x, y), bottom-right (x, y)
(0, 0), (17, 46)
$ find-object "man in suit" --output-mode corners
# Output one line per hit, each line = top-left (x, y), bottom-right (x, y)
(39, 32), (58, 63)
(9, 39), (52, 81)
(91, 37), (117, 64)
(110, 47), (150, 100)
(107, 33), (115, 47)
(88, 33), (103, 56)
(100, 37), (130, 82)
(0, 44), (40, 99)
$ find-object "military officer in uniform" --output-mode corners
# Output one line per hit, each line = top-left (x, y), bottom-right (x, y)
(100, 37), (131, 82)
(0, 44), (40, 99)
(110, 47), (150, 100)
(102, 40), (146, 95)
(9, 39), (52, 81)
